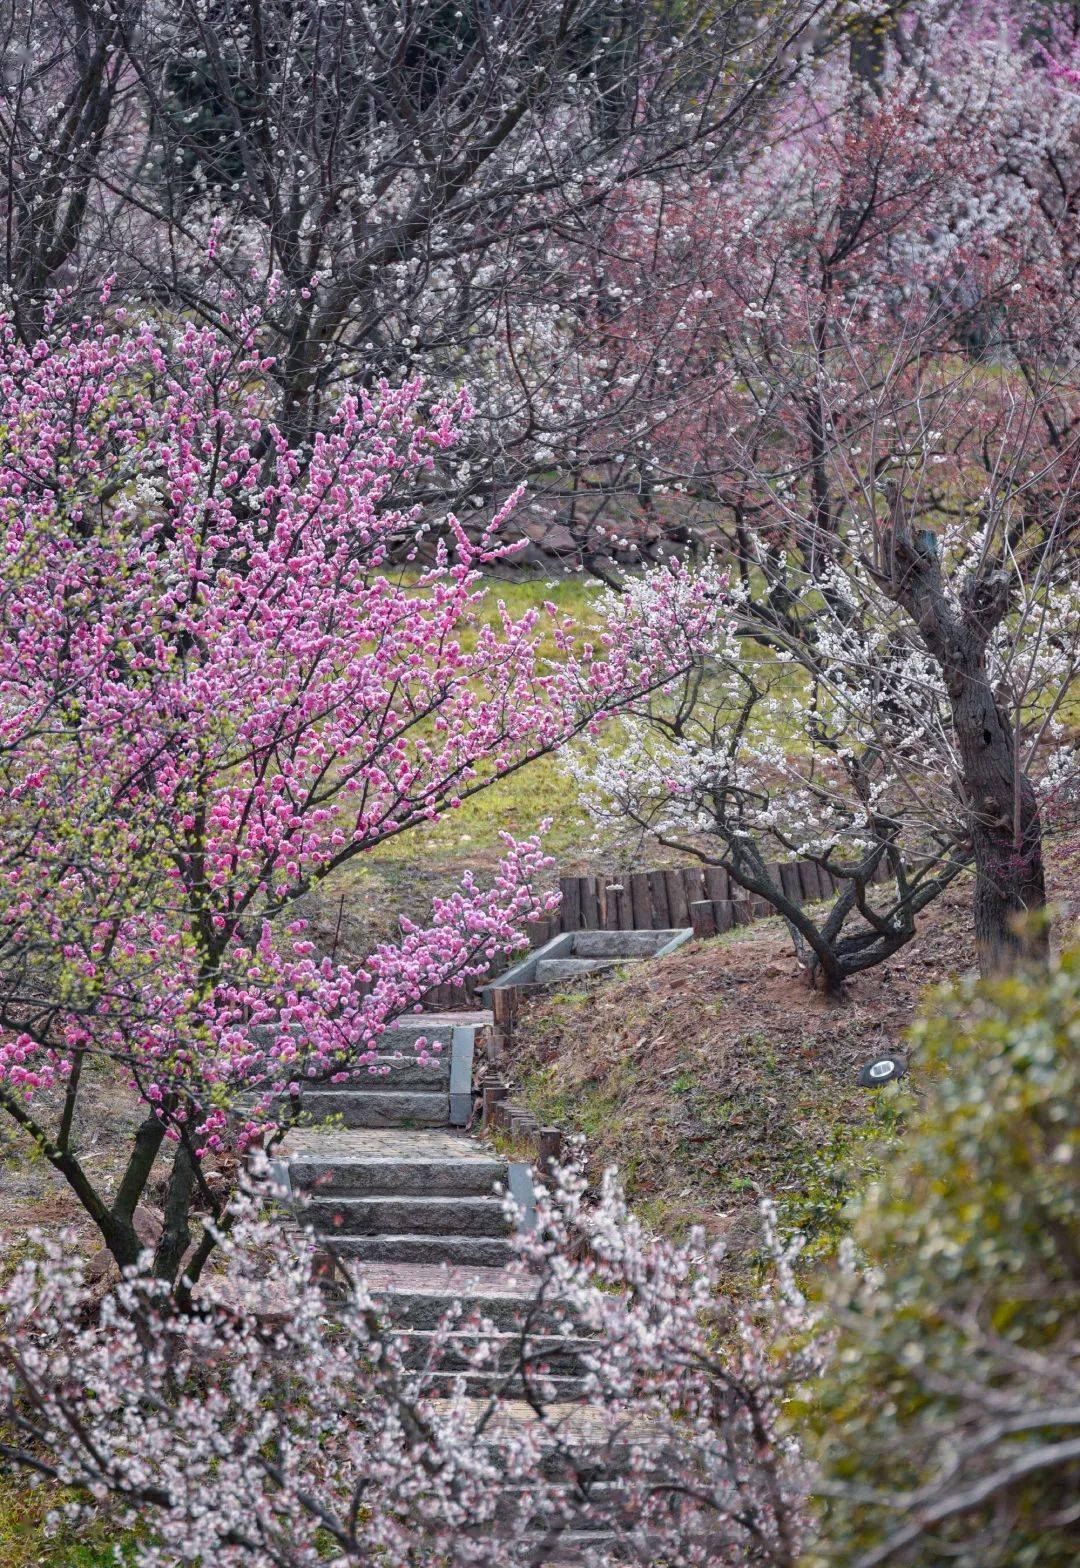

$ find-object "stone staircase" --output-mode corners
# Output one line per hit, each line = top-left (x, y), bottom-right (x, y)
(287, 1126), (515, 1269)
(274, 929), (698, 1558)
(278, 927), (692, 1311)
(283, 1012), (478, 1129)
(281, 1122), (591, 1401)
(277, 1006), (591, 1403)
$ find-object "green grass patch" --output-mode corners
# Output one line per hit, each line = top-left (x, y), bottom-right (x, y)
(0, 1476), (127, 1568)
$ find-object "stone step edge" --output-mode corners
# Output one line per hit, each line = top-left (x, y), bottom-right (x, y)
(313, 1233), (516, 1254)
(249, 1019), (479, 1128)
(397, 1327), (595, 1348)
(285, 1089), (451, 1128)
(482, 926), (693, 1003)
(287, 1155), (507, 1194)
(303, 1194), (511, 1238)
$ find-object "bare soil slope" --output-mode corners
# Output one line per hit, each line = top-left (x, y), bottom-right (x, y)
(509, 853), (1080, 1274)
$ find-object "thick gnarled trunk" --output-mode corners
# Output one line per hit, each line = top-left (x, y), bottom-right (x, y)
(878, 496), (1048, 975)
(952, 677), (1047, 971)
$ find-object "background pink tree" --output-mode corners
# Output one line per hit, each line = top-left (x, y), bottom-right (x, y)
(558, 2), (1080, 980)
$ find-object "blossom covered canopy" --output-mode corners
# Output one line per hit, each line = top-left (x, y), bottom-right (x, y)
(0, 309), (717, 1153)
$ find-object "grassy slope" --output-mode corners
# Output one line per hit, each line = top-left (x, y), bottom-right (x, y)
(0, 1482), (121, 1568)
(297, 574), (609, 961)
(509, 846), (1080, 1290)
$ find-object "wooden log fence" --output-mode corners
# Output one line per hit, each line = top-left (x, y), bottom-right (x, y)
(418, 857), (891, 1008)
(550, 859), (888, 938)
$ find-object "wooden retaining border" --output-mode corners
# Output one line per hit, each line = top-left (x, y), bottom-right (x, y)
(545, 859), (889, 941)
(479, 1077), (564, 1174)
(421, 856), (890, 1009)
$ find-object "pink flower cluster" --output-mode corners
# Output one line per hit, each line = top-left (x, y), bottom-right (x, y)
(0, 311), (718, 1153)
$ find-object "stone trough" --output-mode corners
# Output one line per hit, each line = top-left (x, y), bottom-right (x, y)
(481, 926), (693, 1002)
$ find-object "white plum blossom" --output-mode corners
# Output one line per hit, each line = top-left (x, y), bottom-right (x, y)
(0, 1162), (818, 1568)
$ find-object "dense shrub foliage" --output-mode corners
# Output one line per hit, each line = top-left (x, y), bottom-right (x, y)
(810, 948), (1080, 1567)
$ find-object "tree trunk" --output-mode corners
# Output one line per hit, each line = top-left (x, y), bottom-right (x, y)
(952, 675), (1048, 972)
(878, 497), (1048, 975)
(154, 1139), (198, 1285)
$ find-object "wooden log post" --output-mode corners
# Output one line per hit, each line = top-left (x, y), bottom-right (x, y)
(647, 869), (671, 929)
(509, 1107), (538, 1145)
(713, 899), (736, 932)
(779, 861), (804, 907)
(581, 875), (602, 930)
(683, 866), (707, 911)
(630, 872), (651, 930)
(690, 899), (718, 939)
(764, 861), (784, 905)
(797, 860), (823, 904)
(665, 868), (692, 929)
(482, 1080), (508, 1130)
(559, 876), (582, 934)
(704, 865), (730, 902)
(538, 1127), (564, 1180)
(490, 986), (519, 1053)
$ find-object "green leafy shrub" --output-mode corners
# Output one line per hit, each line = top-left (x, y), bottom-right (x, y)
(808, 949), (1080, 1568)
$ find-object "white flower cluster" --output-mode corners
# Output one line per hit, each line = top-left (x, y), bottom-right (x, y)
(0, 1164), (818, 1567)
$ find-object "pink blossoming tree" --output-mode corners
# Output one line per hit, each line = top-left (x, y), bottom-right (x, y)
(0, 306), (716, 1289)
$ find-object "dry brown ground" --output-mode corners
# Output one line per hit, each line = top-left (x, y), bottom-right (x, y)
(2, 844), (1076, 1278)
(508, 845), (1080, 1273)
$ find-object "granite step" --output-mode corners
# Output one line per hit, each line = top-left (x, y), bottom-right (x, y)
(400, 1329), (593, 1379)
(290, 1155), (506, 1198)
(374, 1011), (487, 1055)
(320, 1233), (516, 1268)
(570, 930), (681, 958)
(491, 1530), (623, 1566)
(307, 1194), (509, 1238)
(348, 1054), (451, 1088)
(533, 957), (625, 985)
(294, 1088), (448, 1127)
(418, 1369), (590, 1400)
(374, 1033), (453, 1063)
(283, 1056), (449, 1094)
(528, 1537), (619, 1566)
(366, 1266), (539, 1329)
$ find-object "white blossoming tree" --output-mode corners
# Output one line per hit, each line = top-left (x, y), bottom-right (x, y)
(563, 5), (1080, 987)
(572, 356), (1080, 991)
(0, 1162), (817, 1567)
